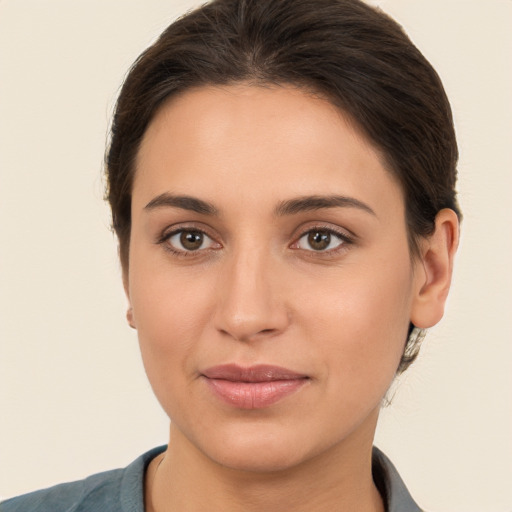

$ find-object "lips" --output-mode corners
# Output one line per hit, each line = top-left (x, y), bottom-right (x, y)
(201, 364), (309, 409)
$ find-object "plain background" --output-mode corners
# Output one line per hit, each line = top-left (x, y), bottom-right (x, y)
(0, 0), (511, 510)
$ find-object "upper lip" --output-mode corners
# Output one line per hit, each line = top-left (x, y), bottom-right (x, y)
(201, 364), (308, 382)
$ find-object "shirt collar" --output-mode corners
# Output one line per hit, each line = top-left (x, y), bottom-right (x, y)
(372, 446), (423, 512)
(122, 445), (422, 512)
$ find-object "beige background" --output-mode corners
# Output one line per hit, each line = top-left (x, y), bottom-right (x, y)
(0, 0), (511, 510)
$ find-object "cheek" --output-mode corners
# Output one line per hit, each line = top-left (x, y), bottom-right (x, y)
(128, 262), (215, 405)
(297, 256), (413, 397)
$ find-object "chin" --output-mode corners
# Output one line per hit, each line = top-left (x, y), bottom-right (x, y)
(210, 442), (311, 474)
(186, 420), (337, 475)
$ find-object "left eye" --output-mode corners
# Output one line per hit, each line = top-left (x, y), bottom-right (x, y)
(167, 230), (216, 252)
(296, 229), (346, 252)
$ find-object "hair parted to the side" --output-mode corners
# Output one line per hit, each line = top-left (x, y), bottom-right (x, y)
(105, 0), (460, 373)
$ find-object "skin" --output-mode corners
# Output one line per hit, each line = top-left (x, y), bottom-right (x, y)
(124, 84), (458, 512)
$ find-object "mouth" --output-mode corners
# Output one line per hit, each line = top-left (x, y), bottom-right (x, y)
(200, 364), (310, 409)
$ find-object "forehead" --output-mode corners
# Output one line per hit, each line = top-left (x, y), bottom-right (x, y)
(133, 84), (403, 218)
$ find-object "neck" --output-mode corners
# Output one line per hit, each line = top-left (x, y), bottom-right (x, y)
(146, 418), (384, 512)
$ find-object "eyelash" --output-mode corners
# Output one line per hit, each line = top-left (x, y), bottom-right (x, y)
(157, 225), (354, 258)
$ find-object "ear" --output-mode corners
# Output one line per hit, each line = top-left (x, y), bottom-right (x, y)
(410, 208), (459, 329)
(122, 266), (137, 330)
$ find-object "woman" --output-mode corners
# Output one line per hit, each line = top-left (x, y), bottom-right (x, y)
(1, 0), (460, 510)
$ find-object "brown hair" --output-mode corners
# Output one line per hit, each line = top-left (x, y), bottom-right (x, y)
(105, 0), (460, 372)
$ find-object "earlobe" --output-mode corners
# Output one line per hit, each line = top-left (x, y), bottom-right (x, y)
(126, 307), (137, 329)
(122, 267), (136, 329)
(411, 208), (459, 329)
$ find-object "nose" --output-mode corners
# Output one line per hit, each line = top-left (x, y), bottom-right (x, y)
(213, 248), (290, 342)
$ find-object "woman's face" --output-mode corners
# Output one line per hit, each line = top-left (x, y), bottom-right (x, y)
(126, 84), (427, 471)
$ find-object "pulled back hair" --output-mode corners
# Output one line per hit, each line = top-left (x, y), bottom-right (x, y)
(105, 0), (460, 373)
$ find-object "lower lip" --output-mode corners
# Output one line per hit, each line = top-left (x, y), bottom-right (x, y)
(203, 378), (308, 409)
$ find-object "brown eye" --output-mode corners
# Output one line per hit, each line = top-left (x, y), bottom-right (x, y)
(180, 231), (204, 251)
(296, 229), (345, 252)
(167, 230), (215, 252)
(308, 230), (331, 250)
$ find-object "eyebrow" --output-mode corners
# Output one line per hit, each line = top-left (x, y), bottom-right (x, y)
(274, 195), (376, 217)
(144, 193), (375, 218)
(144, 193), (218, 215)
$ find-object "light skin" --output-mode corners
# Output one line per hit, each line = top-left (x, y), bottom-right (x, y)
(124, 84), (459, 512)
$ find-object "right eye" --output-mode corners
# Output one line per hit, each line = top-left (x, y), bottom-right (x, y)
(164, 229), (217, 253)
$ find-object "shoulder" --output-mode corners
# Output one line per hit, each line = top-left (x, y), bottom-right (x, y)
(0, 446), (166, 512)
(0, 468), (123, 512)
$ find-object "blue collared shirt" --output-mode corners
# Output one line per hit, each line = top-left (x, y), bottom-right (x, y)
(1, 446), (422, 511)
